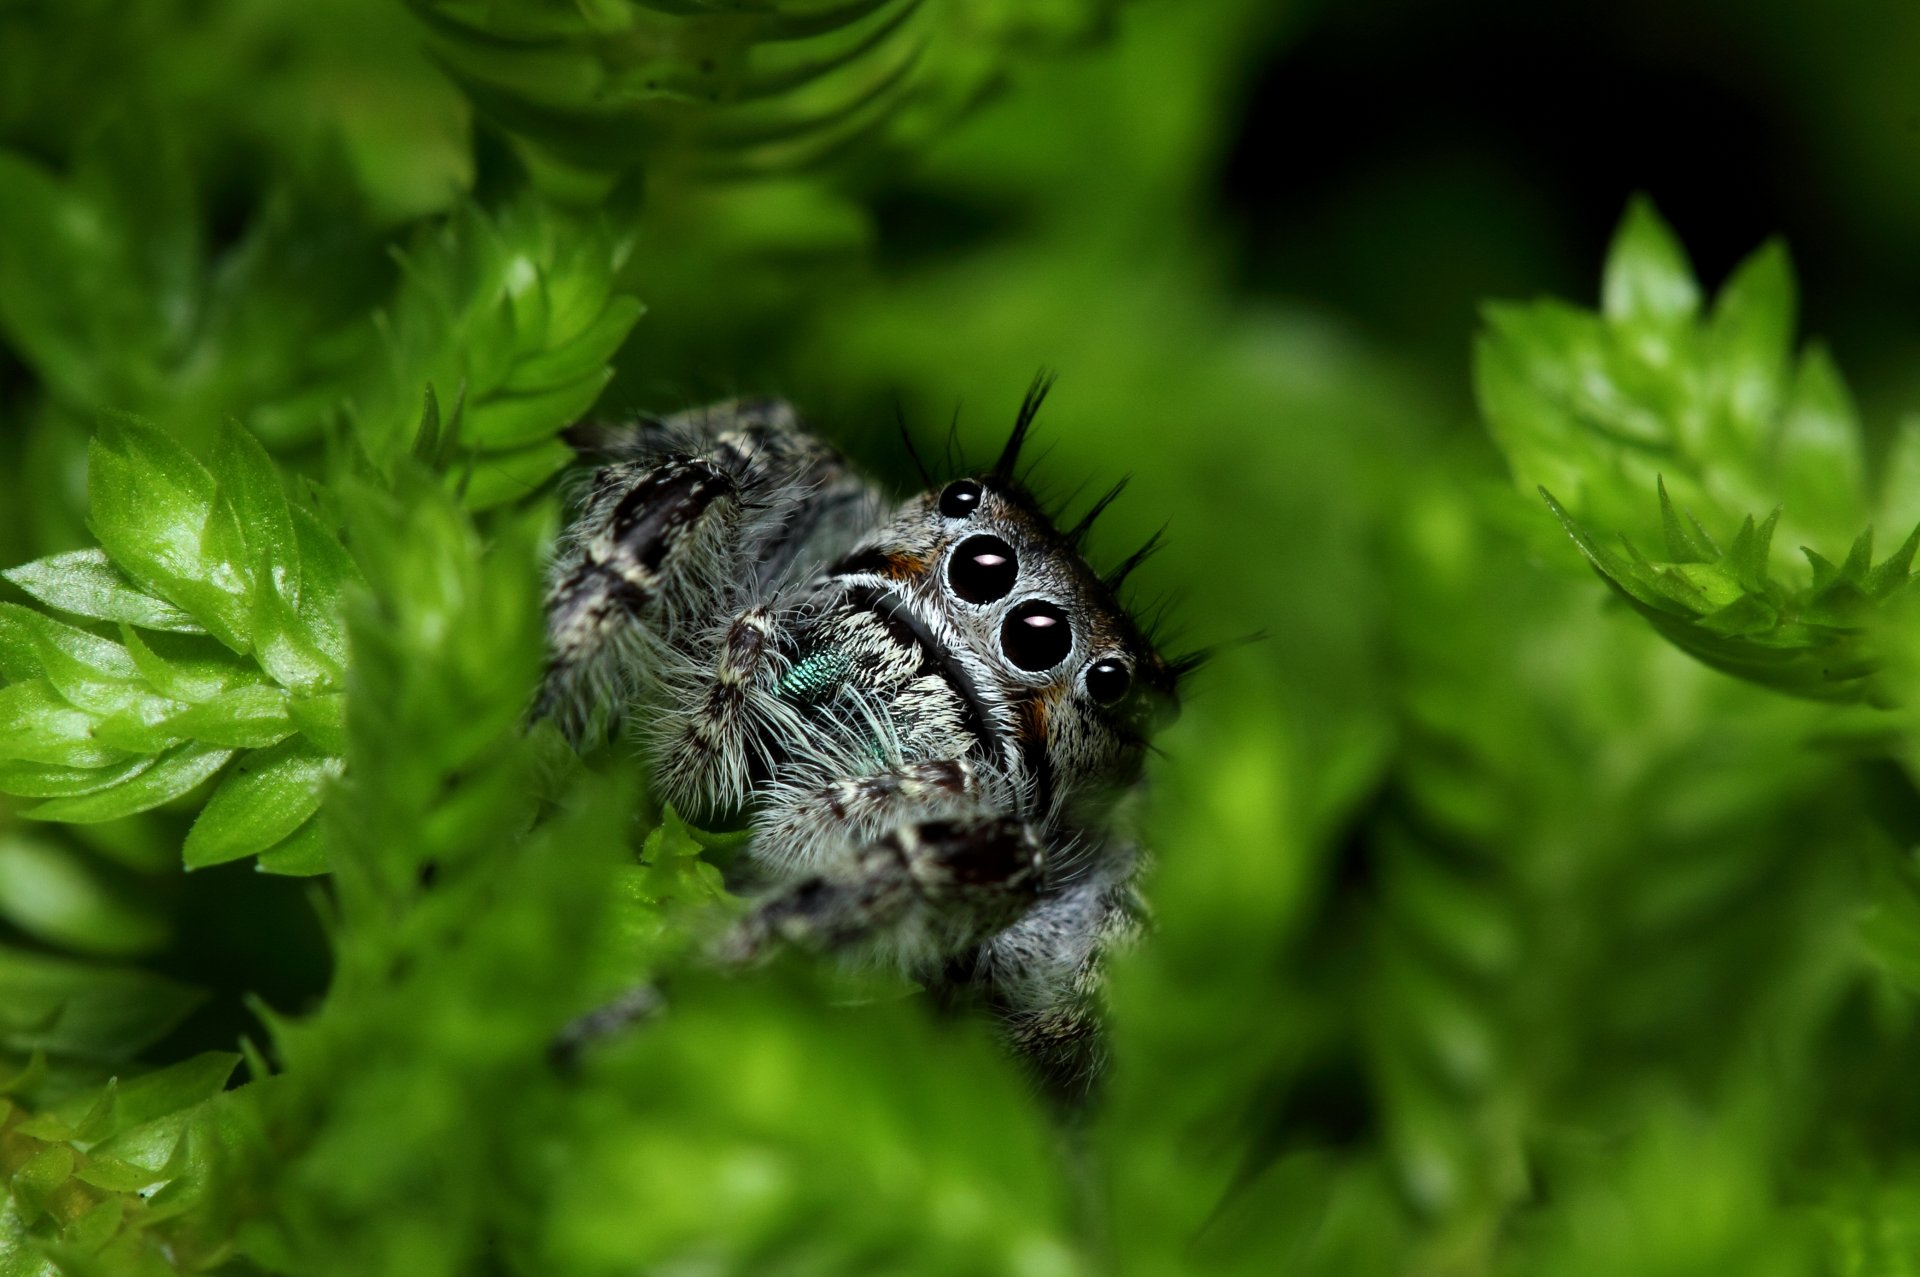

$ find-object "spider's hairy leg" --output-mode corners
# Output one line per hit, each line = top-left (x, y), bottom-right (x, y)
(653, 604), (797, 815)
(538, 454), (743, 738)
(548, 982), (666, 1075)
(537, 399), (878, 742)
(968, 870), (1145, 1101)
(749, 759), (986, 875)
(716, 814), (1045, 970)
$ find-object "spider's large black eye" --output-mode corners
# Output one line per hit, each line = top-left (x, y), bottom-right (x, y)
(939, 480), (983, 519)
(948, 535), (1018, 603)
(1001, 599), (1073, 671)
(1085, 658), (1132, 705)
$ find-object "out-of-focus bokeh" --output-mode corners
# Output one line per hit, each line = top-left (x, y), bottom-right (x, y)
(3, 0), (1920, 1272)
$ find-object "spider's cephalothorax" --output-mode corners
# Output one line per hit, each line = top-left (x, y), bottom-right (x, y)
(540, 382), (1190, 1095)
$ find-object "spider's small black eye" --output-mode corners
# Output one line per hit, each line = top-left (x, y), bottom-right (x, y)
(1085, 658), (1132, 705)
(1002, 599), (1073, 671)
(939, 479), (983, 519)
(948, 535), (1018, 603)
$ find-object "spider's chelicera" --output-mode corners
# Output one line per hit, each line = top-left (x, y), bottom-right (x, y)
(539, 377), (1198, 1095)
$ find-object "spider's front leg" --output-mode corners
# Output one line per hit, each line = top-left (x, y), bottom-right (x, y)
(740, 762), (1146, 1098)
(973, 871), (1145, 1100)
(652, 603), (794, 815)
(718, 811), (1045, 971)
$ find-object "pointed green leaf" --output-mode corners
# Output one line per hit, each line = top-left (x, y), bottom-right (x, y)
(1651, 562), (1732, 612)
(1867, 524), (1920, 600)
(1803, 548), (1840, 592)
(1842, 528), (1874, 584)
(211, 418), (301, 607)
(73, 1157), (167, 1194)
(501, 295), (644, 393)
(1803, 577), (1873, 628)
(1727, 510), (1778, 592)
(287, 693), (347, 756)
(101, 1052), (238, 1138)
(255, 818), (329, 877)
(87, 1055), (238, 1175)
(1602, 196), (1701, 327)
(22, 741), (233, 824)
(0, 604), (139, 684)
(87, 683), (294, 755)
(183, 738), (340, 869)
(10, 1144), (76, 1220)
(1774, 346), (1867, 545)
(0, 943), (203, 1059)
(117, 626), (257, 704)
(161, 684), (296, 749)
(461, 437), (576, 509)
(1881, 415), (1920, 536)
(1696, 593), (1779, 638)
(412, 384), (447, 463)
(464, 369), (615, 451)
(0, 835), (168, 957)
(0, 604), (43, 682)
(1656, 477), (1715, 563)
(0, 680), (131, 769)
(288, 505), (355, 668)
(0, 756), (159, 800)
(86, 418), (252, 651)
(3, 549), (204, 634)
(1705, 238), (1795, 448)
(250, 581), (344, 694)
(1541, 489), (1649, 601)
(87, 704), (192, 755)
(0, 607), (178, 722)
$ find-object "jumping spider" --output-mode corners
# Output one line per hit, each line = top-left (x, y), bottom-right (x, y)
(539, 378), (1196, 1096)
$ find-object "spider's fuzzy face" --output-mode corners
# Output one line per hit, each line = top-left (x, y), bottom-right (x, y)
(823, 466), (1181, 826)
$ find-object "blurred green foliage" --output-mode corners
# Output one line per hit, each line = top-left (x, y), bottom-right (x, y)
(2, 0), (1920, 1274)
(1480, 200), (1920, 704)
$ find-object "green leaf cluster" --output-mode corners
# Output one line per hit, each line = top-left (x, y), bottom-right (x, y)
(406, 0), (1117, 185)
(0, 1052), (257, 1276)
(0, 419), (349, 871)
(1541, 483), (1918, 702)
(350, 196), (644, 502)
(1479, 197), (1920, 702)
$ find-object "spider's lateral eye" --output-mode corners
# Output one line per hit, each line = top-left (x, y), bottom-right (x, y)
(939, 479), (983, 519)
(949, 534), (1018, 604)
(1085, 658), (1132, 705)
(1002, 599), (1073, 671)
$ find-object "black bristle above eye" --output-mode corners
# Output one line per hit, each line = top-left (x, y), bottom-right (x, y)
(1167, 631), (1268, 682)
(994, 368), (1056, 480)
(1064, 477), (1130, 551)
(1103, 526), (1167, 592)
(896, 400), (933, 486)
(1167, 650), (1211, 680)
(943, 402), (963, 475)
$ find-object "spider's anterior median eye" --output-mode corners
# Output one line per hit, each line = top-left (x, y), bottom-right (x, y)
(949, 534), (1018, 603)
(1085, 658), (1132, 705)
(1002, 599), (1073, 671)
(939, 479), (983, 519)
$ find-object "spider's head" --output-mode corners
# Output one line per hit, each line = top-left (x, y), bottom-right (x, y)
(906, 470), (1182, 735)
(831, 376), (1191, 817)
